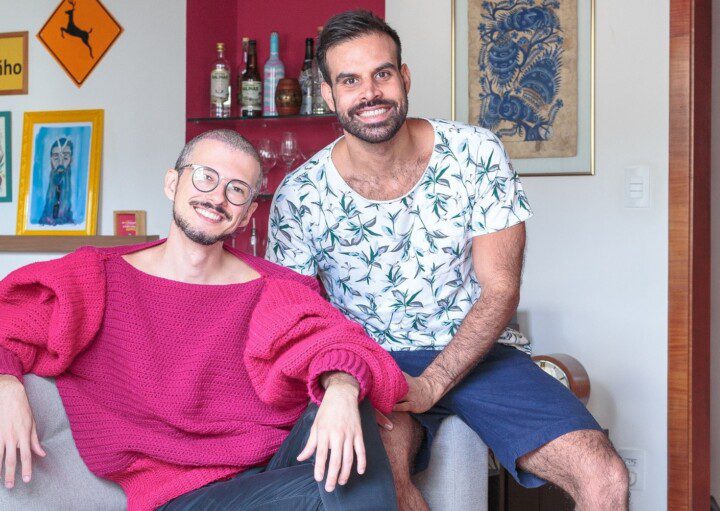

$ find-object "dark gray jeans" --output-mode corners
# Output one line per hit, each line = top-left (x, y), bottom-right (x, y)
(156, 400), (398, 511)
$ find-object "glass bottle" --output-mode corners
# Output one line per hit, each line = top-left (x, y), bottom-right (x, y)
(210, 42), (231, 118)
(299, 38), (314, 115)
(237, 36), (249, 106)
(241, 40), (262, 118)
(263, 32), (285, 117)
(311, 27), (329, 115)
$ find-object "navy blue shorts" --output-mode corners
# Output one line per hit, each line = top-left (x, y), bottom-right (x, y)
(390, 344), (602, 488)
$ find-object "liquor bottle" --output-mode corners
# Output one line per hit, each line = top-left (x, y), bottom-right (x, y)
(210, 42), (231, 118)
(299, 38), (314, 115)
(241, 40), (262, 118)
(237, 36), (249, 105)
(263, 32), (285, 117)
(311, 27), (329, 114)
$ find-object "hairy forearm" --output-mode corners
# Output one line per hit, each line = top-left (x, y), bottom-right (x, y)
(422, 284), (519, 397)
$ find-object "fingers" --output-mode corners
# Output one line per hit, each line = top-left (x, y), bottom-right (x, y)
(374, 410), (393, 431)
(30, 423), (46, 458)
(354, 434), (366, 475)
(18, 437), (31, 484)
(4, 440), (16, 489)
(338, 438), (354, 486)
(393, 401), (413, 412)
(297, 425), (317, 462)
(324, 437), (343, 492)
(313, 430), (329, 483)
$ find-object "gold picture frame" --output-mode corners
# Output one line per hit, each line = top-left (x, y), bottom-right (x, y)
(16, 109), (103, 235)
(452, 0), (595, 176)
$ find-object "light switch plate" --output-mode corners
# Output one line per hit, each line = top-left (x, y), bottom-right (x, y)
(624, 166), (651, 208)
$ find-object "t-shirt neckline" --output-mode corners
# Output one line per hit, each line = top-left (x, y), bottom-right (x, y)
(324, 118), (439, 205)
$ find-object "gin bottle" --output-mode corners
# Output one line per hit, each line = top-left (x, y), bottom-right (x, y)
(311, 27), (329, 114)
(210, 42), (231, 118)
(299, 38), (314, 115)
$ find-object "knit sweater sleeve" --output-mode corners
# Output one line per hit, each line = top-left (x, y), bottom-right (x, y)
(0, 247), (106, 381)
(245, 279), (408, 415)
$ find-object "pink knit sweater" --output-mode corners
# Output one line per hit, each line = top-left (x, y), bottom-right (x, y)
(0, 241), (407, 511)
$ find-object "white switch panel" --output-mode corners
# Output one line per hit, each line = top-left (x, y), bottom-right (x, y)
(624, 166), (651, 208)
(618, 448), (646, 491)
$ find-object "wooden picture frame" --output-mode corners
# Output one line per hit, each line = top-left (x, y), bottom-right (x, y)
(0, 32), (29, 95)
(0, 112), (11, 202)
(16, 109), (103, 236)
(113, 210), (147, 237)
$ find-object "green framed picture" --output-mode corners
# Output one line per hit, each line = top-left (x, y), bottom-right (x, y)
(0, 111), (11, 202)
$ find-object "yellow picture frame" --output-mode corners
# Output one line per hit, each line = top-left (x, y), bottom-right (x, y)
(16, 109), (103, 235)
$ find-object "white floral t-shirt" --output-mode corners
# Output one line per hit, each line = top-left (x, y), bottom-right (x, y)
(266, 119), (533, 351)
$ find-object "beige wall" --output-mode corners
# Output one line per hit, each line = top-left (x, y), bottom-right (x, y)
(0, 0), (185, 275)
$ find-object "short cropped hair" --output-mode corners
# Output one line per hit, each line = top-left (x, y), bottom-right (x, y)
(174, 129), (262, 187)
(317, 10), (402, 85)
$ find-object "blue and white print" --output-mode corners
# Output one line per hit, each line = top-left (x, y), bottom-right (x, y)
(267, 119), (533, 351)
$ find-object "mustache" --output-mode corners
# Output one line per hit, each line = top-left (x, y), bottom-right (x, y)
(348, 99), (397, 117)
(189, 200), (231, 220)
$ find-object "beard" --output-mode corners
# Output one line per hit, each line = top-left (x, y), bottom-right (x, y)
(172, 200), (232, 246)
(336, 93), (409, 144)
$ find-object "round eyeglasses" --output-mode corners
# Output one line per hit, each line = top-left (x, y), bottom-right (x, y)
(181, 164), (257, 206)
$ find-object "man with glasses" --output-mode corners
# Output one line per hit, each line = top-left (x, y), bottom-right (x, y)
(0, 129), (406, 511)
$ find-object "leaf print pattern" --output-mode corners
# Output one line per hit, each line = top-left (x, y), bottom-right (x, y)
(266, 119), (533, 350)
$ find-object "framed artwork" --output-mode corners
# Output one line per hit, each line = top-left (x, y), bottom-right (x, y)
(16, 109), (103, 235)
(0, 112), (11, 202)
(114, 210), (147, 236)
(37, 0), (123, 87)
(453, 0), (595, 176)
(0, 32), (29, 95)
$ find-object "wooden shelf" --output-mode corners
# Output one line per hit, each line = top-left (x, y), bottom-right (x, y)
(0, 235), (160, 253)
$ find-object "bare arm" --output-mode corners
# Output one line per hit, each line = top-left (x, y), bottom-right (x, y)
(394, 222), (526, 412)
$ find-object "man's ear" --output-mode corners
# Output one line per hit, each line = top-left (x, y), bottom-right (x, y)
(238, 201), (259, 229)
(321, 82), (336, 112)
(400, 63), (411, 95)
(164, 168), (179, 201)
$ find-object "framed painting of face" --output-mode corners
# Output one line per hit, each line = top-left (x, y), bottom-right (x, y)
(16, 109), (103, 235)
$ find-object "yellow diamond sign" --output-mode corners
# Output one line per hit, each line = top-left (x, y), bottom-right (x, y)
(38, 0), (122, 86)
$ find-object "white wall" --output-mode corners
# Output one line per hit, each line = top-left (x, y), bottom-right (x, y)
(388, 2), (669, 510)
(711, 0), (720, 502)
(0, 0), (185, 276)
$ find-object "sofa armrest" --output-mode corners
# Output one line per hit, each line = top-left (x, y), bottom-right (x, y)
(412, 415), (488, 511)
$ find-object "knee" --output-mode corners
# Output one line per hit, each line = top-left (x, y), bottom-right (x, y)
(579, 449), (629, 499)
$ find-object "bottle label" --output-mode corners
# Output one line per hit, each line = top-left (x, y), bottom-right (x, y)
(242, 80), (262, 111)
(211, 69), (230, 103)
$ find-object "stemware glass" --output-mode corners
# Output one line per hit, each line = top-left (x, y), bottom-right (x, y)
(279, 132), (303, 172)
(255, 138), (278, 193)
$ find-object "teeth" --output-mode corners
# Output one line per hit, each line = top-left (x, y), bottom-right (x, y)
(195, 207), (222, 221)
(358, 108), (388, 117)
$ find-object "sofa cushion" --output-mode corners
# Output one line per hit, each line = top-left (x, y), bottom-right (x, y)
(0, 375), (126, 511)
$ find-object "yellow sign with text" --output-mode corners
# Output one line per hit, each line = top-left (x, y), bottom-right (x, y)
(0, 32), (29, 95)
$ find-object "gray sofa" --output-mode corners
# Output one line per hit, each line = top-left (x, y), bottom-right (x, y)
(1, 375), (488, 510)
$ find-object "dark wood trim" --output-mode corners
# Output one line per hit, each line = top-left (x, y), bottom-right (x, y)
(0, 235), (160, 253)
(668, 1), (711, 509)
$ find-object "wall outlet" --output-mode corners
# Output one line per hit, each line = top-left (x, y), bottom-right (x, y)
(624, 166), (651, 208)
(618, 448), (645, 491)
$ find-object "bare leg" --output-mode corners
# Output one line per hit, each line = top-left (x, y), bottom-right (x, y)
(518, 429), (629, 511)
(380, 412), (430, 511)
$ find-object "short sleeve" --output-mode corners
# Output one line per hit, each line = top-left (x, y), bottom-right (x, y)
(265, 183), (318, 277)
(469, 133), (533, 237)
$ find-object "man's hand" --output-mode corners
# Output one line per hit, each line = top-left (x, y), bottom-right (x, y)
(393, 372), (444, 414)
(0, 375), (46, 489)
(297, 373), (365, 492)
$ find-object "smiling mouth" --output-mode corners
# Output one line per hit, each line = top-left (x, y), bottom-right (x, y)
(194, 206), (224, 223)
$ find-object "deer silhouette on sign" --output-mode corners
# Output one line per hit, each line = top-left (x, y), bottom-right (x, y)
(60, 0), (94, 58)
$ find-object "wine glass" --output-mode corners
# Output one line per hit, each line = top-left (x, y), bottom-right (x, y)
(279, 132), (303, 172)
(255, 138), (278, 193)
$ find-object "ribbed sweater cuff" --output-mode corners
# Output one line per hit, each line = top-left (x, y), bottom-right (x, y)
(0, 346), (23, 381)
(307, 350), (373, 405)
